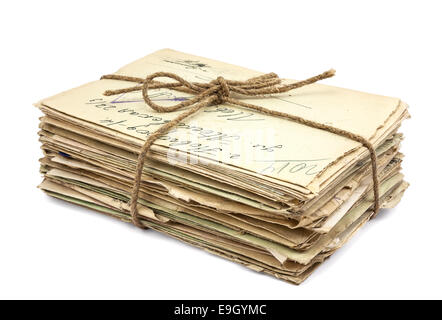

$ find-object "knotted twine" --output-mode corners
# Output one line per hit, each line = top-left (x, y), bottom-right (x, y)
(101, 70), (380, 229)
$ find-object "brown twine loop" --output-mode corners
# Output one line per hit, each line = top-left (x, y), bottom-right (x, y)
(101, 69), (380, 229)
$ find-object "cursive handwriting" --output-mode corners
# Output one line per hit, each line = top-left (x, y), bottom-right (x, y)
(204, 106), (265, 121)
(255, 159), (329, 176)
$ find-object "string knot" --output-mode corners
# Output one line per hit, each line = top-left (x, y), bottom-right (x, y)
(213, 76), (230, 103)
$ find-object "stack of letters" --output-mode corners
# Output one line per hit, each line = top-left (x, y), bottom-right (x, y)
(36, 49), (409, 284)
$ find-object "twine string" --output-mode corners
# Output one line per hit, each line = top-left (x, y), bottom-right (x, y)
(101, 70), (380, 228)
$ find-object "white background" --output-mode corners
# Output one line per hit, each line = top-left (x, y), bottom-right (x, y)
(1, 0), (441, 299)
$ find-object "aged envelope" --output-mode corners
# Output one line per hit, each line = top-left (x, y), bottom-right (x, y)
(38, 49), (408, 195)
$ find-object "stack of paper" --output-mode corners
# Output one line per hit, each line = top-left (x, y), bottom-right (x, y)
(36, 49), (409, 284)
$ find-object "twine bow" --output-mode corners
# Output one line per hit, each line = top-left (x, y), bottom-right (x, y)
(101, 70), (380, 228)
